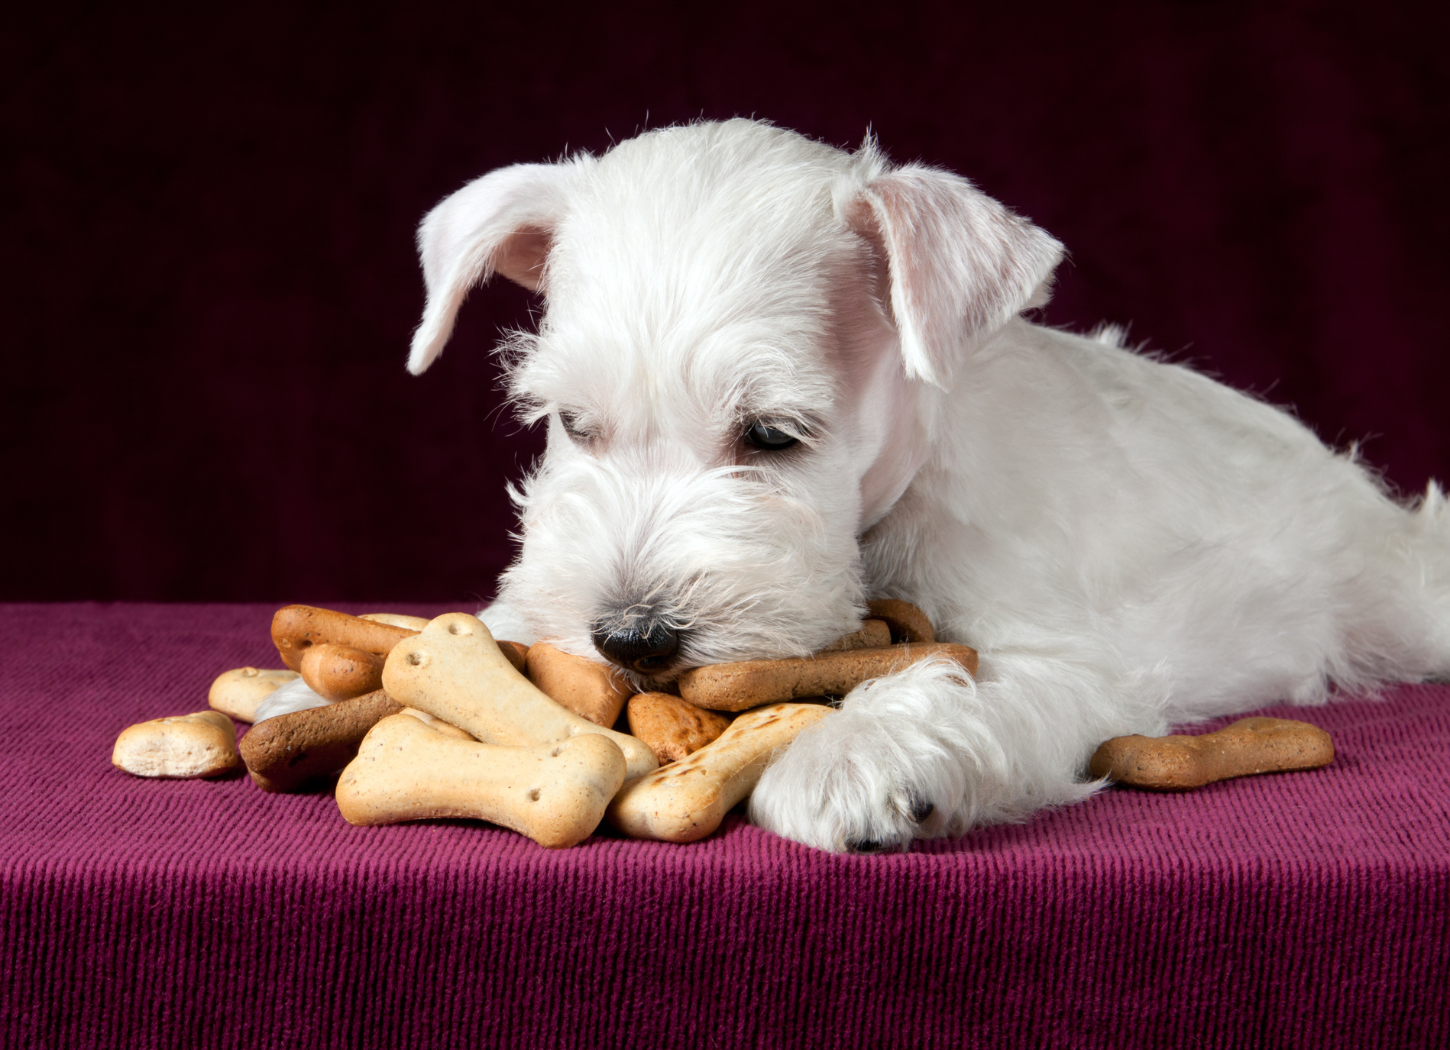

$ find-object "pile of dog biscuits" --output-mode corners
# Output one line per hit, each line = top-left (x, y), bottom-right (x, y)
(113, 601), (979, 847)
(111, 601), (1335, 848)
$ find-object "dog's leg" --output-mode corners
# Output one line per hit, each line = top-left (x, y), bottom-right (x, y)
(749, 650), (1168, 852)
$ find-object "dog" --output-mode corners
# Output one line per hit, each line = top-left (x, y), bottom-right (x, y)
(282, 118), (1450, 853)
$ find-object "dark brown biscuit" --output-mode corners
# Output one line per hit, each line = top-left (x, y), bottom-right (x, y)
(240, 689), (403, 792)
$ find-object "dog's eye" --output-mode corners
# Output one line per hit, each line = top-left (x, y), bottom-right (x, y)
(557, 408), (591, 442)
(744, 421), (801, 451)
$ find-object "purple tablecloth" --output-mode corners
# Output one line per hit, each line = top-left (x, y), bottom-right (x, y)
(1, 603), (1447, 1049)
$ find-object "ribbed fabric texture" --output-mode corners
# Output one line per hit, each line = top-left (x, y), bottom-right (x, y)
(1, 603), (1447, 1049)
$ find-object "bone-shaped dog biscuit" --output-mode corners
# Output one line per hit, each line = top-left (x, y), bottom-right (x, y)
(1088, 717), (1335, 790)
(608, 702), (831, 842)
(382, 613), (659, 780)
(209, 667), (300, 723)
(299, 642), (386, 702)
(113, 710), (240, 778)
(362, 614), (533, 672)
(336, 713), (627, 848)
(525, 642), (635, 726)
(677, 642), (978, 712)
(361, 612), (529, 672)
(273, 604), (529, 674)
(365, 615), (527, 674)
(398, 707), (474, 739)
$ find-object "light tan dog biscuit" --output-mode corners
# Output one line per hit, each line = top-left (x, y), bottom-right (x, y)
(362, 612), (529, 671)
(626, 692), (734, 764)
(677, 642), (978, 712)
(818, 619), (892, 652)
(399, 707), (474, 740)
(113, 711), (240, 779)
(1088, 717), (1335, 790)
(608, 702), (831, 842)
(359, 612), (434, 631)
(359, 611), (529, 672)
(208, 667), (300, 723)
(382, 613), (658, 780)
(866, 599), (936, 644)
(271, 605), (419, 672)
(526, 642), (636, 726)
(336, 713), (627, 848)
(299, 642), (387, 702)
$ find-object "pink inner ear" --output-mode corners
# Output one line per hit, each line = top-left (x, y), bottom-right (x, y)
(847, 164), (1065, 389)
(494, 227), (552, 291)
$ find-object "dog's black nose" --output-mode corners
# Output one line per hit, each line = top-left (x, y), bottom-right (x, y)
(591, 618), (681, 674)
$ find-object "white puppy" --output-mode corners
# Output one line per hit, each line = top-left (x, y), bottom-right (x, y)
(393, 118), (1450, 852)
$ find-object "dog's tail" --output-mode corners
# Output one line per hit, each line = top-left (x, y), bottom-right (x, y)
(1389, 479), (1450, 681)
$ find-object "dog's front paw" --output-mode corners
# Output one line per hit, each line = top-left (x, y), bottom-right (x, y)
(748, 660), (996, 852)
(748, 704), (943, 852)
(748, 657), (1011, 852)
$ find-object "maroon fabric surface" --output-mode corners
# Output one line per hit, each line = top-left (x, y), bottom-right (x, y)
(4, 2), (1449, 601)
(1, 603), (1447, 1049)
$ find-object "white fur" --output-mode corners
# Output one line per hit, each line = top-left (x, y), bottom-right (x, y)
(253, 676), (332, 722)
(400, 119), (1450, 852)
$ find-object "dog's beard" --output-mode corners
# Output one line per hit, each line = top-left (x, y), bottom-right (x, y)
(496, 453), (867, 678)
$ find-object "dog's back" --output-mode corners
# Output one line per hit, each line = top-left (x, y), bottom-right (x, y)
(866, 318), (1450, 725)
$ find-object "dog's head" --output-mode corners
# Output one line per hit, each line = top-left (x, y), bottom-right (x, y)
(410, 120), (1061, 680)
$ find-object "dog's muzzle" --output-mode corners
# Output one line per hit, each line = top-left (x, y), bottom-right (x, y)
(590, 608), (683, 675)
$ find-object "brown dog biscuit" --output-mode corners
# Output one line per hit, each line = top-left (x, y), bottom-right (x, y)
(866, 599), (936, 644)
(240, 688), (403, 792)
(1088, 717), (1335, 791)
(270, 605), (419, 671)
(626, 692), (734, 764)
(525, 642), (636, 726)
(818, 619), (892, 652)
(299, 643), (387, 702)
(113, 711), (240, 779)
(677, 642), (978, 712)
(497, 640), (529, 674)
(208, 667), (300, 723)
(608, 702), (832, 842)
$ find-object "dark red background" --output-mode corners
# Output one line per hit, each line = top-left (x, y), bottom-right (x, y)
(4, 1), (1447, 603)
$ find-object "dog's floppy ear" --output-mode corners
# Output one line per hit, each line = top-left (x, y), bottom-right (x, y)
(409, 161), (578, 375)
(851, 162), (1064, 389)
